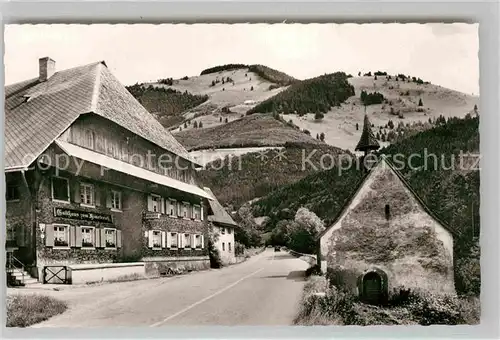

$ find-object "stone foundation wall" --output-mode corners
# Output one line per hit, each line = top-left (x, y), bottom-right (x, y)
(144, 256), (210, 276)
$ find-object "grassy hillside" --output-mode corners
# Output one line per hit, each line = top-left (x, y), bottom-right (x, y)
(146, 67), (289, 131)
(200, 64), (297, 86)
(196, 142), (349, 208)
(174, 113), (323, 151)
(282, 73), (479, 152)
(126, 84), (208, 127)
(248, 72), (355, 115)
(251, 115), (480, 295)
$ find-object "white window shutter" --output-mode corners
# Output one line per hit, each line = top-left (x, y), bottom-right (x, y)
(95, 228), (101, 248)
(148, 230), (154, 248)
(200, 204), (204, 221)
(166, 232), (172, 249)
(178, 233), (183, 248)
(75, 226), (82, 247)
(161, 231), (166, 248)
(100, 229), (106, 247)
(147, 195), (153, 212)
(190, 234), (195, 249)
(69, 226), (76, 247)
(95, 188), (101, 207)
(45, 225), (54, 247)
(160, 198), (165, 214)
(201, 235), (205, 249)
(117, 230), (122, 248)
(106, 191), (112, 208)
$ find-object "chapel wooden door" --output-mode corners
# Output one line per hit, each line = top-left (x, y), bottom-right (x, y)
(362, 272), (382, 305)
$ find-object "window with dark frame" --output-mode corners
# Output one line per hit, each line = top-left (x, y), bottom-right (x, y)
(6, 182), (20, 201)
(151, 195), (161, 212)
(152, 231), (162, 248)
(81, 227), (94, 247)
(105, 229), (116, 248)
(385, 204), (390, 220)
(111, 190), (122, 210)
(80, 183), (95, 206)
(52, 177), (70, 202)
(193, 205), (201, 220)
(54, 225), (69, 247)
(171, 232), (178, 248)
(168, 200), (176, 216)
(184, 233), (191, 248)
(195, 234), (202, 248)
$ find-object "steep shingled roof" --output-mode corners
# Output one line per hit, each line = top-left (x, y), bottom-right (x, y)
(4, 61), (197, 170)
(355, 114), (380, 152)
(317, 155), (456, 240)
(203, 187), (238, 227)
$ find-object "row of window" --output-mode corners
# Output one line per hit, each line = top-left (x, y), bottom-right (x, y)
(221, 242), (232, 252)
(147, 230), (204, 250)
(148, 195), (202, 220)
(46, 224), (121, 249)
(52, 176), (122, 210)
(79, 128), (192, 184)
(220, 227), (232, 235)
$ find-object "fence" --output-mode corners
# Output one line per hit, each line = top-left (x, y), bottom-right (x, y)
(287, 249), (317, 266)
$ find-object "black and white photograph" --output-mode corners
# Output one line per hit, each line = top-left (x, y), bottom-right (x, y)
(4, 23), (480, 327)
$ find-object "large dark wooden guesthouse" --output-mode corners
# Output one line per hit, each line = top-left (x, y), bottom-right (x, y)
(5, 57), (217, 285)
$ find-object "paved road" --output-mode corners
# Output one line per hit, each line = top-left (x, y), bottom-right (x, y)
(31, 249), (309, 327)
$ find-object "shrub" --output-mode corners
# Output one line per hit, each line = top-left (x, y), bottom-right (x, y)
(7, 294), (68, 327)
(158, 78), (173, 85)
(315, 112), (324, 120)
(208, 230), (222, 268)
(360, 90), (385, 105)
(418, 98), (423, 106)
(305, 265), (323, 277)
(409, 293), (464, 325)
(181, 76), (189, 80)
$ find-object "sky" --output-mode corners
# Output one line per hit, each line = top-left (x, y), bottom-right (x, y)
(4, 23), (479, 95)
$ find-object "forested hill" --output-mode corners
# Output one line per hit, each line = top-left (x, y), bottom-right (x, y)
(126, 84), (208, 127)
(247, 72), (355, 115)
(200, 64), (297, 86)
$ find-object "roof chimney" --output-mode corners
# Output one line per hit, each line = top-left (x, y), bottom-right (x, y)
(39, 57), (56, 82)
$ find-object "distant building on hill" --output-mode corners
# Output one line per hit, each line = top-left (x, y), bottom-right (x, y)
(317, 114), (456, 305)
